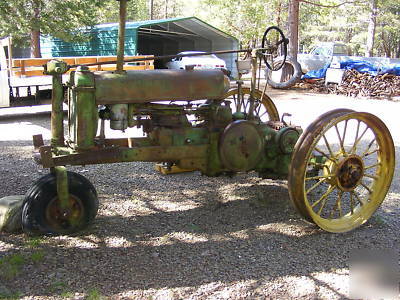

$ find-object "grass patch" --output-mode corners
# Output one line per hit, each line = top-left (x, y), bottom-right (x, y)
(86, 288), (104, 300)
(371, 215), (387, 226)
(0, 290), (22, 300)
(47, 281), (75, 298)
(60, 291), (74, 298)
(0, 250), (46, 280)
(188, 223), (202, 232)
(30, 250), (45, 263)
(0, 254), (25, 280)
(26, 237), (44, 248)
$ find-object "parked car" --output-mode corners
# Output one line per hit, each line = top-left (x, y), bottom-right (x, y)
(166, 51), (226, 71)
(297, 42), (351, 73)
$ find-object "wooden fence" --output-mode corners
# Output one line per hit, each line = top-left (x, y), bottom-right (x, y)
(0, 38), (154, 107)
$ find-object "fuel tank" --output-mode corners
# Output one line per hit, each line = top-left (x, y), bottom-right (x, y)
(93, 69), (230, 104)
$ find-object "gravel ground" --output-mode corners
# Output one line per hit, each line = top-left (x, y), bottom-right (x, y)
(0, 91), (399, 299)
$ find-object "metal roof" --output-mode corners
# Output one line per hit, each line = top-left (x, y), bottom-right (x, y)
(40, 17), (239, 76)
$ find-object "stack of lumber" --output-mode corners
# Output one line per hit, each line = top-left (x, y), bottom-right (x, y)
(296, 70), (400, 98)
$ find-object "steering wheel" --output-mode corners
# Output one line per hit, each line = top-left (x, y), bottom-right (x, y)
(261, 26), (289, 71)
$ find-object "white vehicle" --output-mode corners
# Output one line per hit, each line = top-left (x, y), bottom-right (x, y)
(297, 42), (350, 73)
(166, 51), (226, 71)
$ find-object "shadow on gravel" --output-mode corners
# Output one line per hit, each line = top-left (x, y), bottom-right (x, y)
(0, 121), (399, 298)
(1, 174), (397, 299)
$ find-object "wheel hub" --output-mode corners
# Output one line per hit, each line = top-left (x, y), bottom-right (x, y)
(46, 196), (84, 230)
(336, 155), (364, 191)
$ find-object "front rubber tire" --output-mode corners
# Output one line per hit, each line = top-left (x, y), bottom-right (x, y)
(22, 171), (98, 236)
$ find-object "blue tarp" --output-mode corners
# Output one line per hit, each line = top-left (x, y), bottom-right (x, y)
(303, 59), (400, 79)
(302, 63), (330, 79)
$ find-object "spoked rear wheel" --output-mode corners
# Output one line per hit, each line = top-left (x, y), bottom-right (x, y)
(289, 110), (395, 232)
(223, 87), (279, 122)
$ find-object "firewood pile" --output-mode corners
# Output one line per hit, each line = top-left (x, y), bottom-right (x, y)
(333, 70), (400, 98)
(296, 69), (400, 99)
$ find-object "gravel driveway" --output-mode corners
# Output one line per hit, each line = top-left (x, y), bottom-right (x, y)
(0, 90), (398, 299)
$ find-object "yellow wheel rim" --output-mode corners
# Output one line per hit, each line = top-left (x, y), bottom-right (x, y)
(222, 87), (280, 122)
(289, 111), (395, 233)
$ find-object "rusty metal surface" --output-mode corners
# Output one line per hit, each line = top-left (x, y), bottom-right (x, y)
(39, 146), (54, 168)
(94, 69), (229, 104)
(69, 67), (98, 150)
(51, 74), (64, 146)
(47, 145), (208, 167)
(54, 166), (69, 210)
(33, 134), (44, 150)
(219, 120), (264, 171)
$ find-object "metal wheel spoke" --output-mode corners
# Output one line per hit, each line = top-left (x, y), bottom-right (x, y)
(364, 173), (378, 180)
(314, 147), (337, 164)
(316, 186), (336, 215)
(361, 138), (376, 157)
(352, 191), (367, 206)
(329, 191), (343, 218)
(322, 135), (335, 158)
(308, 161), (326, 168)
(350, 192), (354, 214)
(305, 175), (332, 181)
(353, 120), (361, 146)
(360, 182), (372, 194)
(307, 161), (330, 173)
(311, 185), (335, 209)
(365, 162), (381, 170)
(255, 102), (262, 116)
(362, 148), (378, 158)
(337, 192), (343, 217)
(306, 178), (328, 194)
(233, 94), (240, 112)
(350, 125), (369, 154)
(243, 98), (249, 112)
(342, 120), (348, 151)
(334, 124), (347, 155)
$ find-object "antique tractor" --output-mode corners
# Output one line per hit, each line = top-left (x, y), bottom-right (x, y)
(22, 1), (394, 235)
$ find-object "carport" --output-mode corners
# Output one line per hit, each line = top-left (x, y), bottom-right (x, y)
(41, 17), (239, 77)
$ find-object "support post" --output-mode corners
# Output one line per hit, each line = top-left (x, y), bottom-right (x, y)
(288, 0), (299, 60)
(51, 74), (65, 146)
(116, 0), (128, 74)
(45, 60), (69, 147)
(248, 49), (258, 120)
(54, 166), (69, 211)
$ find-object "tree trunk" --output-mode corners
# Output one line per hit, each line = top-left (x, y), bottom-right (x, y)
(288, 0), (299, 60)
(365, 0), (377, 57)
(275, 1), (282, 28)
(396, 42), (400, 58)
(30, 30), (41, 58)
(149, 0), (154, 19)
(30, 0), (41, 58)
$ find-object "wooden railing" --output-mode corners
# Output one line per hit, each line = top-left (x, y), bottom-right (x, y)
(10, 55), (154, 77)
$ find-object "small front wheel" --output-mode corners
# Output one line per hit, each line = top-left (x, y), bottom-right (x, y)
(22, 171), (98, 236)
